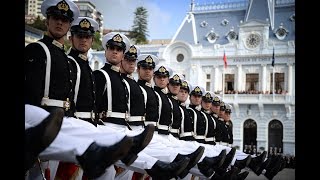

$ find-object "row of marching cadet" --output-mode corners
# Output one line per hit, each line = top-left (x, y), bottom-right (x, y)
(25, 0), (287, 179)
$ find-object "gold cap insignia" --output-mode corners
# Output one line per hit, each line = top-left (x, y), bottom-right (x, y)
(145, 55), (153, 63)
(213, 96), (220, 101)
(182, 81), (188, 87)
(220, 102), (225, 106)
(205, 92), (211, 98)
(129, 46), (137, 53)
(79, 19), (91, 28)
(57, 0), (69, 12)
(159, 66), (166, 73)
(173, 74), (180, 80)
(112, 34), (123, 43)
(194, 86), (201, 93)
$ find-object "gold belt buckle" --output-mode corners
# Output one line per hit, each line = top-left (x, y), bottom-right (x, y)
(63, 98), (70, 111)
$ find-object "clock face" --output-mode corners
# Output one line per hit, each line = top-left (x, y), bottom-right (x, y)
(246, 33), (261, 49)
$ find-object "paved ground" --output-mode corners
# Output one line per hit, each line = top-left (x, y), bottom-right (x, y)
(245, 168), (295, 180)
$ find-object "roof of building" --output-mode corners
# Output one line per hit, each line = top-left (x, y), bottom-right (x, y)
(172, 0), (295, 46)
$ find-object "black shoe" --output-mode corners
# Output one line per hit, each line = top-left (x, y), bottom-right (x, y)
(227, 166), (241, 180)
(145, 158), (190, 180)
(173, 146), (205, 178)
(202, 149), (227, 171)
(211, 166), (240, 180)
(264, 157), (282, 180)
(197, 149), (226, 178)
(198, 161), (215, 178)
(121, 124), (155, 166)
(234, 155), (252, 170)
(237, 171), (249, 180)
(253, 157), (271, 176)
(25, 108), (64, 172)
(248, 151), (267, 173)
(77, 136), (133, 179)
(264, 155), (281, 172)
(220, 148), (236, 170)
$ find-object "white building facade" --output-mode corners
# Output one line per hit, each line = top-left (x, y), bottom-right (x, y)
(90, 0), (295, 155)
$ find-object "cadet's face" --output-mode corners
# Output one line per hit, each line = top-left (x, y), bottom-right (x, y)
(105, 45), (124, 66)
(224, 112), (231, 121)
(177, 89), (189, 103)
(211, 105), (220, 114)
(122, 58), (136, 74)
(138, 67), (154, 82)
(47, 15), (71, 40)
(201, 101), (212, 111)
(219, 110), (225, 117)
(154, 76), (168, 88)
(168, 83), (180, 95)
(190, 95), (202, 106)
(70, 34), (93, 54)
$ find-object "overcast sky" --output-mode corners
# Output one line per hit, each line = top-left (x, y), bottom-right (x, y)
(88, 0), (200, 40)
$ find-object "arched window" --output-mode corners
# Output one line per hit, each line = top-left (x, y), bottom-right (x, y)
(268, 119), (283, 155)
(243, 119), (257, 154)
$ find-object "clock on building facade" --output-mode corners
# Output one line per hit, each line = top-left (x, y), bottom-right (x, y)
(246, 33), (261, 49)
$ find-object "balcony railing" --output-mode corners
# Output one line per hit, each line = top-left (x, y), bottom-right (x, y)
(222, 94), (294, 104)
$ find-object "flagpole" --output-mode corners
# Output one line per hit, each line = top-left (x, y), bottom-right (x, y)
(272, 44), (275, 101)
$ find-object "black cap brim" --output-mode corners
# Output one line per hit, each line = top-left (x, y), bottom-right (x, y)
(180, 87), (190, 92)
(202, 99), (212, 103)
(107, 40), (126, 50)
(212, 102), (220, 106)
(169, 80), (181, 85)
(47, 8), (73, 21)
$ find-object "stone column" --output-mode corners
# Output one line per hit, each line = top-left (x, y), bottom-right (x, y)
(261, 64), (267, 93)
(237, 64), (242, 91)
(287, 63), (293, 95)
(213, 65), (219, 92)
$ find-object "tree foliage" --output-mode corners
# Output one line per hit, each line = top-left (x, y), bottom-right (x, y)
(129, 6), (149, 44)
(29, 16), (47, 31)
(92, 32), (103, 51)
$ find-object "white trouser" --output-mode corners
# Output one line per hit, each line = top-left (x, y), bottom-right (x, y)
(214, 144), (249, 165)
(114, 169), (134, 180)
(94, 166), (117, 180)
(25, 104), (127, 162)
(98, 123), (159, 171)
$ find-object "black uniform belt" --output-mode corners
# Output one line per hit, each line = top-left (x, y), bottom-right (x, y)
(156, 128), (170, 135)
(102, 117), (144, 128)
(127, 121), (145, 126)
(102, 117), (127, 126)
